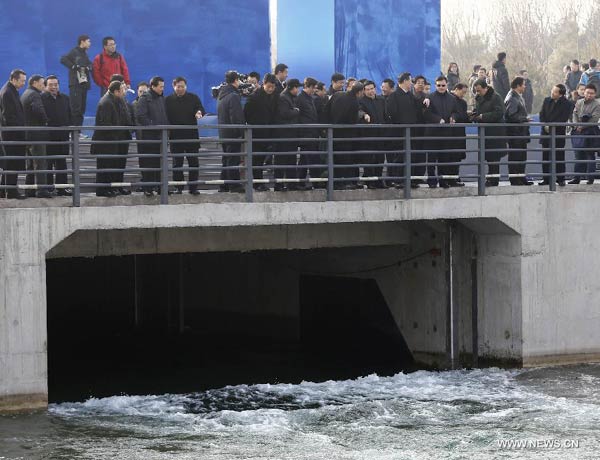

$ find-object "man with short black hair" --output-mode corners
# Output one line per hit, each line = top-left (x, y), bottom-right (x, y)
(579, 58), (600, 98)
(274, 78), (302, 191)
(492, 51), (510, 100)
(165, 76), (205, 195)
(247, 71), (261, 86)
(60, 35), (91, 126)
(385, 72), (422, 188)
(217, 70), (245, 192)
(328, 73), (345, 96)
(92, 80), (131, 197)
(0, 70), (27, 198)
(244, 73), (278, 191)
(472, 78), (506, 186)
(424, 75), (461, 188)
(93, 36), (131, 96)
(42, 75), (72, 195)
(538, 84), (572, 186)
(21, 75), (50, 198)
(274, 63), (289, 94)
(330, 82), (365, 189)
(520, 70), (534, 114)
(135, 76), (169, 196)
(565, 60), (582, 100)
(358, 80), (388, 188)
(296, 77), (320, 189)
(381, 79), (395, 99)
(569, 84), (600, 184)
(504, 76), (532, 185)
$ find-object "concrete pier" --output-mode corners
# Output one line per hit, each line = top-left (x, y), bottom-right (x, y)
(2, 187), (600, 411)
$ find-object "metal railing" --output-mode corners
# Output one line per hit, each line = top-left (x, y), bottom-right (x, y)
(0, 122), (599, 206)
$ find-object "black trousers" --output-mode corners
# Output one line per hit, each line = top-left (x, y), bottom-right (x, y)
(299, 141), (322, 181)
(1, 143), (26, 195)
(96, 152), (120, 192)
(274, 141), (298, 181)
(172, 144), (199, 191)
(46, 142), (69, 185)
(507, 138), (528, 184)
(220, 142), (241, 189)
(251, 141), (270, 183)
(139, 138), (161, 191)
(541, 138), (566, 182)
(69, 85), (88, 126)
(333, 139), (358, 184)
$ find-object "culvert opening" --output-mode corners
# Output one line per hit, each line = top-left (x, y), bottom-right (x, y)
(46, 251), (415, 403)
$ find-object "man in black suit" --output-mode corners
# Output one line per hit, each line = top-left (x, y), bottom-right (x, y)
(42, 75), (72, 196)
(538, 84), (573, 186)
(330, 82), (365, 189)
(424, 75), (462, 188)
(296, 77), (320, 189)
(21, 75), (50, 198)
(386, 72), (422, 188)
(359, 80), (388, 188)
(0, 69), (27, 199)
(244, 73), (278, 191)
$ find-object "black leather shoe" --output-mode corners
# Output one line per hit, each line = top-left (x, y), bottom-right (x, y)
(558, 181), (565, 187)
(7, 191), (26, 200)
(117, 188), (131, 195)
(189, 189), (200, 195)
(485, 179), (498, 187)
(567, 179), (580, 184)
(36, 190), (53, 198)
(439, 181), (450, 189)
(538, 181), (550, 186)
(173, 188), (183, 195)
(587, 179), (595, 185)
(450, 181), (465, 187)
(57, 188), (73, 196)
(143, 190), (154, 197)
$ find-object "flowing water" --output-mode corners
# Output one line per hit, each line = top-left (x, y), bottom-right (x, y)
(1, 365), (600, 459)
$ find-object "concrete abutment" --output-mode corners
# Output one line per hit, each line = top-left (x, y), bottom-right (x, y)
(2, 192), (600, 411)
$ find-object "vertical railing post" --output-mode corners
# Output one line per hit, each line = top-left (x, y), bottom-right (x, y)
(549, 125), (557, 191)
(403, 126), (412, 199)
(72, 128), (81, 207)
(244, 127), (254, 202)
(160, 128), (169, 204)
(327, 127), (334, 200)
(478, 125), (486, 196)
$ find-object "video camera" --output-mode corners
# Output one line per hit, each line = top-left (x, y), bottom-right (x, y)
(211, 73), (256, 99)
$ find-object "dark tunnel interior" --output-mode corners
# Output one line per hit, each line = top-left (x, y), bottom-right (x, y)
(46, 251), (415, 402)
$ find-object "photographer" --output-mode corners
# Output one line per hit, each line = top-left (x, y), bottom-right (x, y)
(60, 35), (92, 126)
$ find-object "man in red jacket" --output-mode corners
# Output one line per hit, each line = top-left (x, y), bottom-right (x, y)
(92, 36), (130, 96)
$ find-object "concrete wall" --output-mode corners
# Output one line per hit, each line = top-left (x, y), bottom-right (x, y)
(4, 191), (600, 411)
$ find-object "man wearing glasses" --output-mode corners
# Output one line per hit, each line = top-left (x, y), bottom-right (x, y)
(92, 36), (131, 96)
(424, 76), (461, 188)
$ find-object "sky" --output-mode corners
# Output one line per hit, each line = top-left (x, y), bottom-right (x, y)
(441, 0), (594, 33)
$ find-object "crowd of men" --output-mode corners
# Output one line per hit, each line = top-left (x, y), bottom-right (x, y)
(1, 36), (600, 199)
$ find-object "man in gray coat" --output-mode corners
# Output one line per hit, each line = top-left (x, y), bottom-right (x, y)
(505, 76), (532, 185)
(134, 76), (169, 196)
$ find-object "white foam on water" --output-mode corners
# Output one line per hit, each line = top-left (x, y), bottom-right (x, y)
(43, 366), (600, 459)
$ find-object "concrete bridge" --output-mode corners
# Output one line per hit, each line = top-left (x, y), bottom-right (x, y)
(2, 185), (600, 412)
